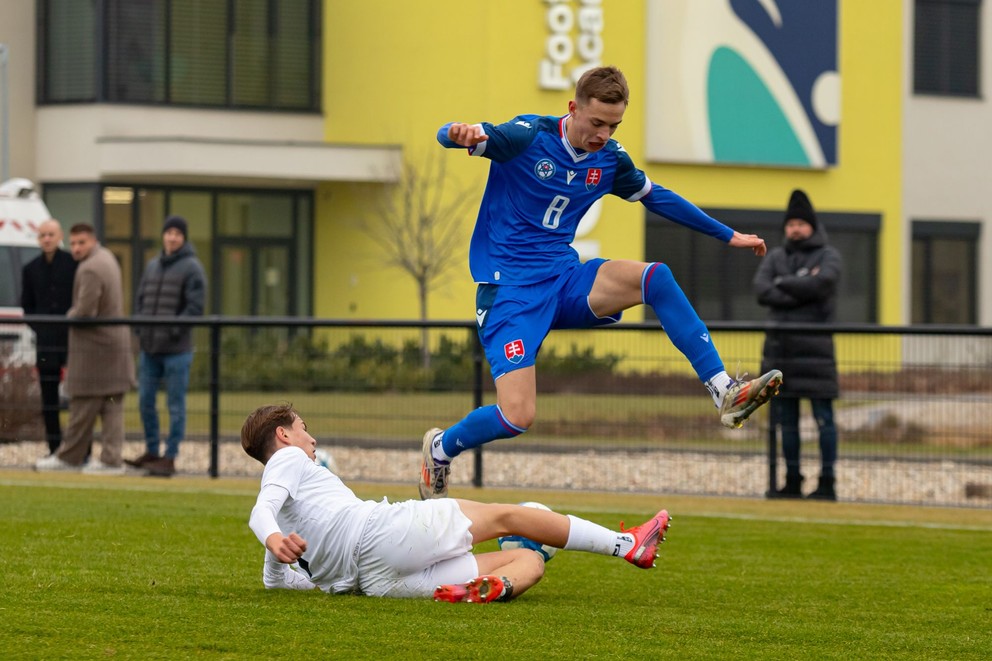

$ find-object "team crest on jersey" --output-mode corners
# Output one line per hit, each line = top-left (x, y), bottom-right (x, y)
(504, 339), (526, 364)
(535, 159), (556, 180)
(585, 168), (602, 190)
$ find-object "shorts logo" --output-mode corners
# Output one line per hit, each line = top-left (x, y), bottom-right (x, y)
(535, 159), (556, 180)
(504, 339), (526, 364)
(585, 168), (602, 190)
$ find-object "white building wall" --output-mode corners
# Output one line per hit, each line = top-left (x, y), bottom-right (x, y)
(0, 3), (38, 181)
(903, 0), (992, 326)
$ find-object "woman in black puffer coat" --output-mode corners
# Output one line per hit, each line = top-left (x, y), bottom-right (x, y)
(753, 190), (842, 500)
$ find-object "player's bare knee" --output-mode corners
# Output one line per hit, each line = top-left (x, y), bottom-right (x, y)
(519, 549), (546, 589)
(500, 403), (535, 430)
(491, 502), (521, 531)
(521, 548), (546, 578)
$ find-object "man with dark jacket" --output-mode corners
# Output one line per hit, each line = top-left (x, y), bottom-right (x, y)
(125, 216), (206, 477)
(753, 190), (843, 500)
(21, 219), (78, 454)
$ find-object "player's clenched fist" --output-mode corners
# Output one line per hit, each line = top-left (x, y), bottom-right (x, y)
(729, 231), (768, 257)
(447, 123), (488, 147)
(266, 531), (308, 563)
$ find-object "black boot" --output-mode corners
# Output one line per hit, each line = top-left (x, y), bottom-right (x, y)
(768, 473), (804, 499)
(807, 475), (836, 501)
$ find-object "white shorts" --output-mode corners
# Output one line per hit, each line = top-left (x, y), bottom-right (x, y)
(355, 498), (478, 598)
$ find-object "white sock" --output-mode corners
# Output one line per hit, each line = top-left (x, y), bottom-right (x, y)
(563, 515), (636, 557)
(705, 371), (735, 407)
(430, 431), (451, 463)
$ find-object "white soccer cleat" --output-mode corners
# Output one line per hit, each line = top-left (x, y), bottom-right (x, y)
(719, 369), (783, 429)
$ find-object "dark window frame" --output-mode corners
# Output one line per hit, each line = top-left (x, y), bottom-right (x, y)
(913, 0), (982, 98)
(40, 181), (315, 317)
(911, 220), (980, 324)
(644, 208), (881, 324)
(36, 0), (322, 111)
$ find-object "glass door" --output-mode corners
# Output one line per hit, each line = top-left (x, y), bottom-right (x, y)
(219, 242), (290, 316)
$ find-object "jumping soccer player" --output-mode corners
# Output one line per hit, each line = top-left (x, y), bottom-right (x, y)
(421, 65), (782, 500)
(243, 404), (671, 602)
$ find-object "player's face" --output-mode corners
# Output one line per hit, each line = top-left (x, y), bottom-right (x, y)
(281, 415), (317, 460)
(567, 98), (626, 152)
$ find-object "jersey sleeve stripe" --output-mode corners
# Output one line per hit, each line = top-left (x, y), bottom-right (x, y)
(626, 177), (653, 202)
(467, 124), (489, 157)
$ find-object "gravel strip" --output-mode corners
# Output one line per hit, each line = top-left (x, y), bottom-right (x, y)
(3, 439), (990, 508)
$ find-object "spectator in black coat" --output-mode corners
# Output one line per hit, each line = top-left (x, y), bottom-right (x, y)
(21, 219), (78, 454)
(754, 190), (843, 500)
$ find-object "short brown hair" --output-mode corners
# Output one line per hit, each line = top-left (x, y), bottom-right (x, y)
(69, 223), (96, 236)
(241, 404), (298, 464)
(575, 66), (629, 106)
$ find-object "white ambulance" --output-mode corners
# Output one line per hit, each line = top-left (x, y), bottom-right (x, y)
(0, 178), (51, 366)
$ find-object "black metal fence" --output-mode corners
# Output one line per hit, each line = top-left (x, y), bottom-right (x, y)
(2, 316), (990, 508)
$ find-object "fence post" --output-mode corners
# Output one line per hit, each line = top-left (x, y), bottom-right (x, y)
(208, 321), (220, 478)
(765, 407), (778, 497)
(471, 327), (484, 488)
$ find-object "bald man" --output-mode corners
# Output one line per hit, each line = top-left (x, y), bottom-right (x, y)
(21, 219), (78, 453)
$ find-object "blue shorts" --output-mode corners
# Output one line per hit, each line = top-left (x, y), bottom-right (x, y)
(475, 258), (622, 380)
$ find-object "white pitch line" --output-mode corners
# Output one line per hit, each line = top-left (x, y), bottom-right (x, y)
(687, 510), (992, 533)
(533, 503), (992, 533)
(0, 477), (256, 498)
(4, 479), (991, 532)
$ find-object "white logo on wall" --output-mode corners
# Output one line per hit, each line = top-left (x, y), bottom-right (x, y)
(644, 0), (840, 168)
(539, 0), (604, 90)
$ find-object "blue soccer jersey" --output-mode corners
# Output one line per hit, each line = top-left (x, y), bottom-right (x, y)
(438, 114), (735, 285)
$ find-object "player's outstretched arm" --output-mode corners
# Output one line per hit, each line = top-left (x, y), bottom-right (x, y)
(729, 231), (768, 257)
(266, 531), (308, 564)
(439, 122), (488, 148)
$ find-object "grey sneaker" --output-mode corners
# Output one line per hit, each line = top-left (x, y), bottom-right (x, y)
(719, 369), (783, 428)
(418, 427), (450, 500)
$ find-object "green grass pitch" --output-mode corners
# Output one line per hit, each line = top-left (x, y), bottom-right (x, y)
(2, 471), (990, 660)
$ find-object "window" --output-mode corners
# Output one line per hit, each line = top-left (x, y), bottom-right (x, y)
(42, 183), (314, 317)
(914, 0), (981, 97)
(644, 208), (881, 323)
(38, 0), (321, 110)
(912, 221), (979, 324)
(37, 0), (97, 102)
(105, 0), (167, 103)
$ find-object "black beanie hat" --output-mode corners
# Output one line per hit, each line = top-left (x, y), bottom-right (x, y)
(784, 189), (816, 229)
(163, 215), (188, 240)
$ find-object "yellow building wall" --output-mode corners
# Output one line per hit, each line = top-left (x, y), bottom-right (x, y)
(318, 1), (561, 320)
(316, 0), (903, 341)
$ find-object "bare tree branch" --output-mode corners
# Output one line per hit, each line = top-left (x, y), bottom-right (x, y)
(357, 150), (478, 323)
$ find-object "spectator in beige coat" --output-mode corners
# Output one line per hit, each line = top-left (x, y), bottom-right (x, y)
(35, 223), (135, 475)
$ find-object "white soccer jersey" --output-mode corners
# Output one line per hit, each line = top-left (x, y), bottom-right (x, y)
(249, 446), (379, 594)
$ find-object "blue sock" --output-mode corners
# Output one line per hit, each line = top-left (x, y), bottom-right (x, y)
(440, 404), (525, 459)
(642, 262), (724, 383)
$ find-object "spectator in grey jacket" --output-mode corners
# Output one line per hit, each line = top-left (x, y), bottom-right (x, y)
(125, 216), (206, 477)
